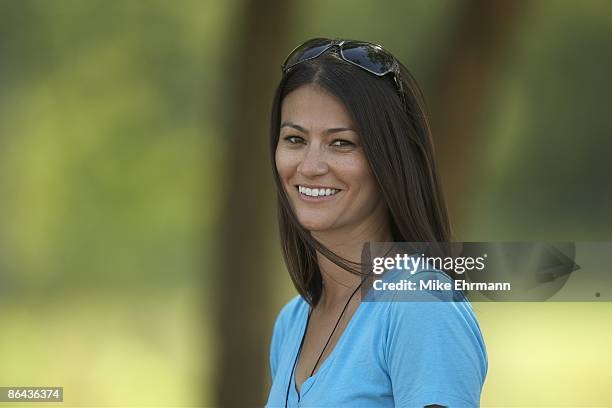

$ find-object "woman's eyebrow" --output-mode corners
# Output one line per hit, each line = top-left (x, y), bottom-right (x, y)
(280, 121), (356, 135)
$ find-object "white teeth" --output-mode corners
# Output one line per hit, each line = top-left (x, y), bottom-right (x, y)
(298, 186), (339, 197)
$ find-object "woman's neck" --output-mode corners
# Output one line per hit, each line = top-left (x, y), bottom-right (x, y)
(312, 208), (392, 311)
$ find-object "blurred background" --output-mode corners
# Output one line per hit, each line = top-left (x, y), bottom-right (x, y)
(1, 0), (611, 406)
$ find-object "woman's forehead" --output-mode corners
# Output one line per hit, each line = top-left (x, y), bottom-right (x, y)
(281, 84), (355, 131)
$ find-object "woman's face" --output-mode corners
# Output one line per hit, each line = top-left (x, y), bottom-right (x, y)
(275, 83), (386, 234)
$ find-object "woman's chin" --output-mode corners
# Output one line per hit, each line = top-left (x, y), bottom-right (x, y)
(297, 218), (335, 232)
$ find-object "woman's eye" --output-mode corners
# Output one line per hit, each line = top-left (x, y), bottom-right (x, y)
(283, 135), (304, 144)
(331, 139), (354, 148)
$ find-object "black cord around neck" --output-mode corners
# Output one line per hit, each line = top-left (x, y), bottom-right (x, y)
(284, 279), (365, 407)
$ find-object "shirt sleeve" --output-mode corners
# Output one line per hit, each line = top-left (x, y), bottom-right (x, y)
(269, 308), (283, 380)
(384, 273), (488, 407)
(268, 295), (301, 381)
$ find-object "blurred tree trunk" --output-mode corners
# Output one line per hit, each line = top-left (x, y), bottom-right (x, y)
(430, 0), (528, 234)
(214, 0), (295, 406)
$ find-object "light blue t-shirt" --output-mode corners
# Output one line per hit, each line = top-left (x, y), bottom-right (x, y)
(266, 269), (488, 407)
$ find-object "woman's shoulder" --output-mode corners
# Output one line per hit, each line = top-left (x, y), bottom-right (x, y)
(377, 268), (482, 337)
(272, 294), (308, 333)
(381, 269), (489, 395)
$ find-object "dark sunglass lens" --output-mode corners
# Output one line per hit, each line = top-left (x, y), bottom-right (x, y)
(341, 44), (394, 75)
(284, 40), (331, 70)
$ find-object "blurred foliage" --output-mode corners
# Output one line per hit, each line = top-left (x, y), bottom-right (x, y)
(467, 0), (612, 240)
(0, 0), (234, 295)
(0, 0), (237, 405)
(0, 0), (610, 407)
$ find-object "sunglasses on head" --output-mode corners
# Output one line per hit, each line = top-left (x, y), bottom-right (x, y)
(281, 38), (407, 109)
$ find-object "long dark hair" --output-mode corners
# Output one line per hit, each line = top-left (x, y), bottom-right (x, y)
(269, 45), (451, 307)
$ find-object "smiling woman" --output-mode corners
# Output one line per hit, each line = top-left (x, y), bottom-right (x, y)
(266, 38), (487, 407)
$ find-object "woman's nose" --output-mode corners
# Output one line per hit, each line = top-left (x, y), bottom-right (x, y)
(297, 145), (329, 177)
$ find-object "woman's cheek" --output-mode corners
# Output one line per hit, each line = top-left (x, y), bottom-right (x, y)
(275, 148), (294, 176)
(337, 156), (370, 180)
(288, 152), (307, 175)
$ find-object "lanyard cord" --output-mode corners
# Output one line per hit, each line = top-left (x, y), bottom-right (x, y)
(285, 307), (311, 407)
(284, 279), (365, 407)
